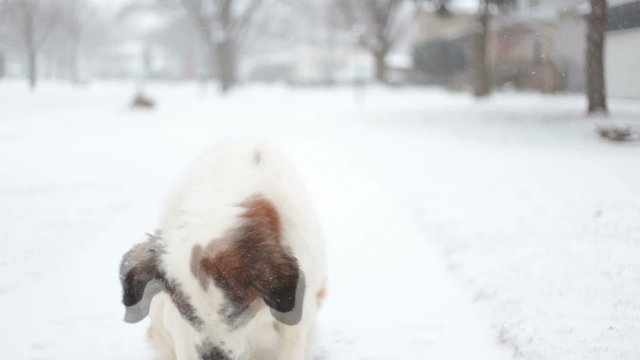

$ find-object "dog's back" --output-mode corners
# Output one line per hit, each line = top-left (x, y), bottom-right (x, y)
(121, 143), (326, 360)
(161, 143), (325, 277)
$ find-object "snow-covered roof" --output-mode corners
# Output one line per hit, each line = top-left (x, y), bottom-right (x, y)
(387, 53), (414, 69)
(609, 0), (640, 7)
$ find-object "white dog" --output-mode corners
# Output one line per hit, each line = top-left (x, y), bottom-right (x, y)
(120, 143), (327, 360)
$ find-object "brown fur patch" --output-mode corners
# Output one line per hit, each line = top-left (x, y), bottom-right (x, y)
(316, 286), (327, 308)
(191, 194), (300, 322)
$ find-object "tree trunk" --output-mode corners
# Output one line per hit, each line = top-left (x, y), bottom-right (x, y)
(471, 0), (490, 98)
(373, 50), (388, 83)
(216, 0), (236, 94)
(587, 0), (608, 114)
(0, 52), (5, 78)
(27, 49), (37, 91)
(71, 42), (80, 84)
(216, 40), (236, 93)
(205, 42), (216, 86)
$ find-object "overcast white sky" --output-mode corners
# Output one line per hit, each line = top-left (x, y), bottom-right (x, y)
(90, 0), (481, 12)
(88, 0), (482, 34)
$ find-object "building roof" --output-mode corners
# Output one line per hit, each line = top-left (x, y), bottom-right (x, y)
(608, 1), (640, 31)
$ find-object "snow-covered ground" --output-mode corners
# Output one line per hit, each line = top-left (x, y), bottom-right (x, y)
(0, 81), (639, 360)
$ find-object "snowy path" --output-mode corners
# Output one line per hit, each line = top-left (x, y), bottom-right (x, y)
(1, 82), (639, 359)
(295, 143), (509, 359)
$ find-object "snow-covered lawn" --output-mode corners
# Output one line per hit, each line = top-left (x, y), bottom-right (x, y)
(0, 81), (639, 360)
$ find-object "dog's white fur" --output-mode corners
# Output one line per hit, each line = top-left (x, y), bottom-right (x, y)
(125, 143), (326, 360)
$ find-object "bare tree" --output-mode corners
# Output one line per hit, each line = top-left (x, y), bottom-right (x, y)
(470, 0), (490, 97)
(0, 2), (8, 78)
(426, 0), (514, 97)
(0, 51), (5, 78)
(0, 0), (60, 90)
(57, 0), (96, 84)
(151, 0), (263, 93)
(468, 0), (515, 97)
(333, 0), (409, 83)
(586, 0), (608, 114)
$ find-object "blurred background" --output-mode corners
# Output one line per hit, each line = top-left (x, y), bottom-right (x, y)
(1, 1), (640, 360)
(0, 0), (637, 101)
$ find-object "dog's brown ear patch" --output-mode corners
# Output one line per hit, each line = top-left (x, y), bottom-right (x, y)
(237, 195), (300, 313)
(191, 194), (303, 325)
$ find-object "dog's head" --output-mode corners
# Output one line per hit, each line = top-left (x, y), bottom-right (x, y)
(119, 194), (305, 358)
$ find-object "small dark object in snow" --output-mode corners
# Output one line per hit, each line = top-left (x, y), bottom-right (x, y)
(131, 92), (155, 109)
(597, 125), (638, 142)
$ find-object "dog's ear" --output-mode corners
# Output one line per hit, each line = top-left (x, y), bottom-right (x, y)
(254, 257), (305, 326)
(195, 243), (305, 326)
(237, 195), (305, 325)
(119, 238), (164, 323)
(192, 195), (306, 326)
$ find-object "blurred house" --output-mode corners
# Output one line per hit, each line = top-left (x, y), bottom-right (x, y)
(92, 41), (200, 80)
(413, 0), (640, 97)
(245, 42), (374, 85)
(0, 45), (32, 79)
(93, 42), (147, 79)
(494, 0), (640, 96)
(489, 0), (588, 93)
(245, 3), (416, 86)
(606, 0), (640, 98)
(412, 9), (475, 86)
(386, 53), (414, 84)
